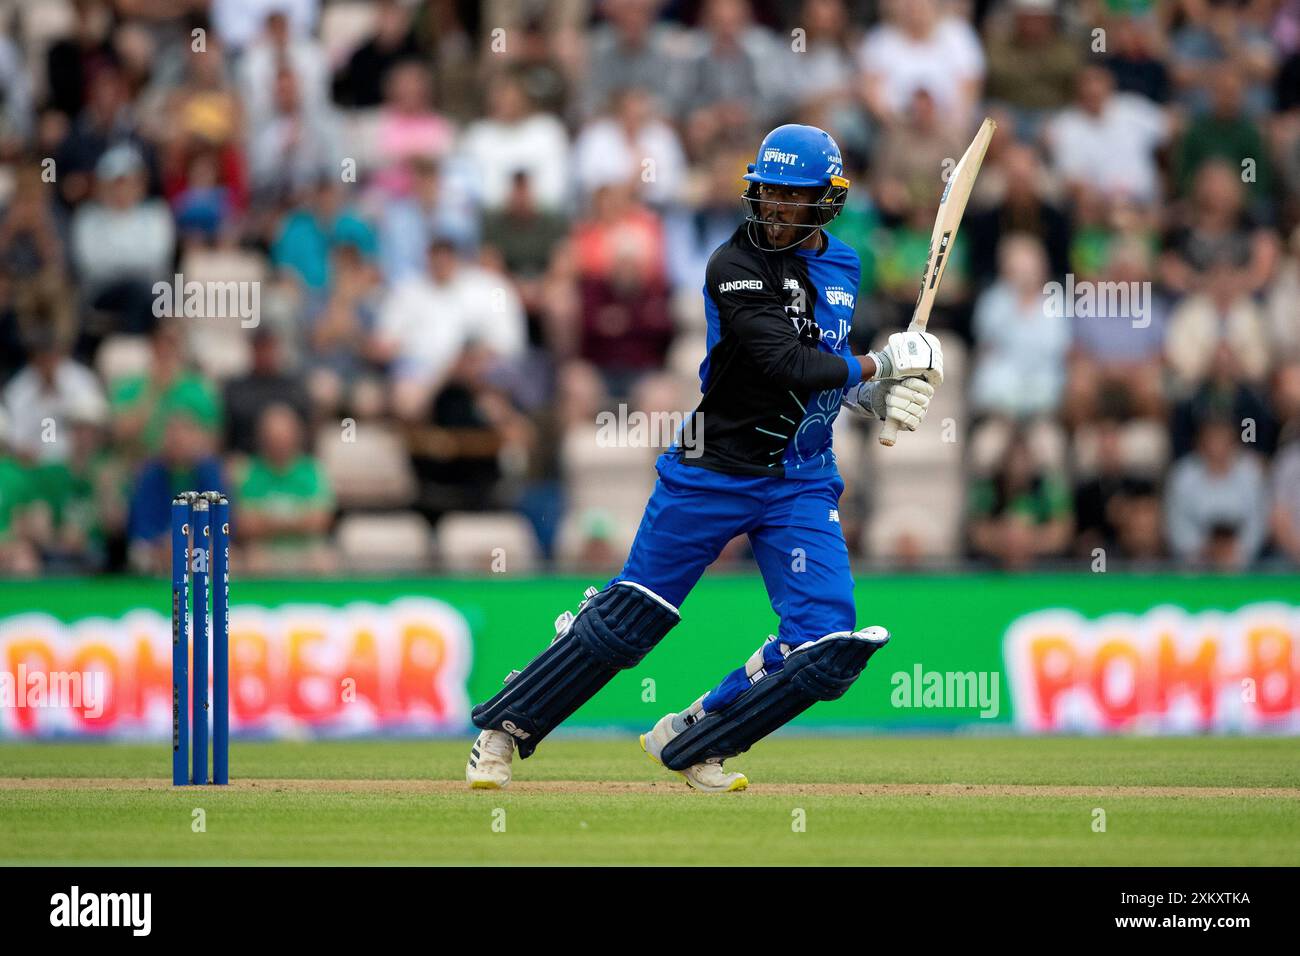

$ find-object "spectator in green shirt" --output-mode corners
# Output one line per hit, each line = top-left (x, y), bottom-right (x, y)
(235, 403), (337, 574)
(969, 428), (1074, 570)
(0, 408), (39, 574)
(110, 319), (222, 459)
(25, 393), (125, 572)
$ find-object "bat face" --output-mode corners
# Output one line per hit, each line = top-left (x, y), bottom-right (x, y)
(881, 117), (996, 448)
(909, 118), (997, 330)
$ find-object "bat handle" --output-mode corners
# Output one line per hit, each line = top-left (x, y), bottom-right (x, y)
(878, 417), (901, 447)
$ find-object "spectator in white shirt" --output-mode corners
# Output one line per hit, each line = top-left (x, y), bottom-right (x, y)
(70, 145), (175, 337)
(969, 233), (1072, 419)
(2, 328), (106, 465)
(212, 0), (319, 55)
(858, 0), (985, 126)
(459, 72), (570, 212)
(373, 238), (526, 421)
(1045, 65), (1169, 205)
(238, 8), (330, 132)
(573, 86), (687, 209)
(1165, 417), (1269, 569)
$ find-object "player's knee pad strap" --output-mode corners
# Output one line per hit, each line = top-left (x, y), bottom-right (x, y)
(660, 628), (889, 771)
(471, 581), (680, 758)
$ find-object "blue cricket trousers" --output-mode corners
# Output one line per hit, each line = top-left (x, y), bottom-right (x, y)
(610, 452), (857, 712)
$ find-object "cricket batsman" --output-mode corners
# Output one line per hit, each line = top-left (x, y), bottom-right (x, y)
(466, 124), (943, 792)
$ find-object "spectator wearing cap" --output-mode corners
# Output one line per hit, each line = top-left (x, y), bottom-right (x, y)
(1164, 417), (1269, 569)
(2, 325), (105, 465)
(70, 144), (176, 336)
(233, 403), (336, 574)
(373, 237), (527, 422)
(126, 409), (225, 573)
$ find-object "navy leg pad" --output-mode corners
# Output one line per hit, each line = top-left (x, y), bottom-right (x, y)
(660, 629), (889, 771)
(471, 582), (679, 758)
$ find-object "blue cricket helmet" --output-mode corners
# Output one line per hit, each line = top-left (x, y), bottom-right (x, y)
(742, 124), (851, 252)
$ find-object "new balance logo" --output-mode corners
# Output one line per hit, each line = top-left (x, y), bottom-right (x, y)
(501, 720), (531, 741)
(828, 509), (840, 523)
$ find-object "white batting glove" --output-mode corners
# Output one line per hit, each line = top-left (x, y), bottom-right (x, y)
(870, 331), (944, 386)
(843, 377), (935, 431)
(882, 377), (935, 431)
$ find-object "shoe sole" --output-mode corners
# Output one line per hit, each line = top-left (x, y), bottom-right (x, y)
(640, 734), (748, 793)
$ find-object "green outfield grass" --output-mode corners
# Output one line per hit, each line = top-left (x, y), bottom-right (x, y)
(1, 737), (1297, 865)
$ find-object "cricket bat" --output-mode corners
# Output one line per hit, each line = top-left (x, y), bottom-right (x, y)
(878, 117), (996, 448)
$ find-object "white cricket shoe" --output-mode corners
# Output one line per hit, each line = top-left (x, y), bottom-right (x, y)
(466, 729), (515, 789)
(641, 712), (748, 793)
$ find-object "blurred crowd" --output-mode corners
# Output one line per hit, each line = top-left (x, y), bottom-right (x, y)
(0, 0), (1297, 575)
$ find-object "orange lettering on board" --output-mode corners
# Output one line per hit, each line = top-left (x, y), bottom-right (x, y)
(397, 624), (447, 718)
(1154, 633), (1217, 725)
(6, 640), (56, 732)
(134, 634), (170, 723)
(1029, 635), (1078, 726)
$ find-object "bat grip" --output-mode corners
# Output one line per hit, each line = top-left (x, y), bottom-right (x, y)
(878, 417), (901, 447)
